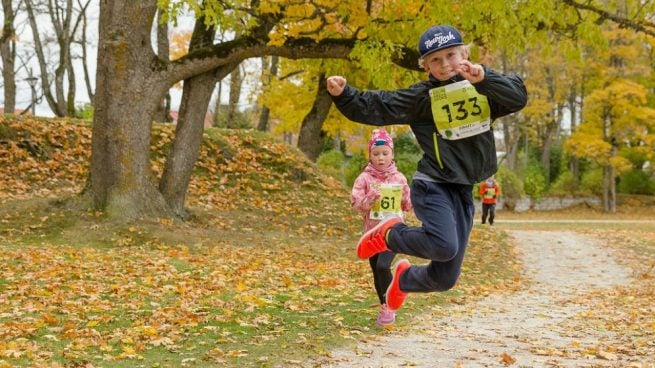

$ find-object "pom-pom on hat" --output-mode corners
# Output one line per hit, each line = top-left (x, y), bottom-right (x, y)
(368, 129), (394, 155)
(418, 25), (463, 58)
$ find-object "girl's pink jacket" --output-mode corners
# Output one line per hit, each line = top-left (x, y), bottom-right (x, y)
(351, 162), (412, 232)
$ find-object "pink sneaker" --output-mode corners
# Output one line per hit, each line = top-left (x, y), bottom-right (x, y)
(376, 304), (396, 327)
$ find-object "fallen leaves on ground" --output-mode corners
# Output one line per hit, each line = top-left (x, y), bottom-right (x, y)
(0, 235), (371, 366)
(500, 352), (516, 365)
(558, 228), (655, 364)
(2, 116), (652, 366)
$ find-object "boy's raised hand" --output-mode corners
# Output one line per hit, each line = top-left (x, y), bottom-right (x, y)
(326, 76), (347, 96)
(457, 61), (485, 84)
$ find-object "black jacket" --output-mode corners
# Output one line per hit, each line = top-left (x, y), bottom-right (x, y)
(331, 67), (527, 185)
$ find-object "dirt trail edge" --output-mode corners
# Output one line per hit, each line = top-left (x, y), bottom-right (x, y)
(306, 230), (635, 368)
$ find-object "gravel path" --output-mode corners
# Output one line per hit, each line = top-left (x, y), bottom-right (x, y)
(306, 230), (636, 367)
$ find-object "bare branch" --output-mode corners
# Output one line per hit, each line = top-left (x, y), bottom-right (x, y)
(278, 69), (304, 81)
(562, 0), (655, 37)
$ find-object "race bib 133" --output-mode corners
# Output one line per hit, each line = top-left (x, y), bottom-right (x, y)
(429, 80), (491, 140)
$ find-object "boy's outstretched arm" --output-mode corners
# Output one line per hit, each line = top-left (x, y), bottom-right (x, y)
(326, 76), (418, 125)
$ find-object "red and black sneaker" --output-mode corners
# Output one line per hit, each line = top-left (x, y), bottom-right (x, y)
(356, 217), (402, 259)
(386, 259), (410, 311)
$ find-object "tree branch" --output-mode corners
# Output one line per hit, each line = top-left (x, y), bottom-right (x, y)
(169, 34), (421, 84)
(562, 0), (655, 37)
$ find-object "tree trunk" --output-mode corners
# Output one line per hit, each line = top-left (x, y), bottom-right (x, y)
(1, 0), (16, 114)
(257, 101), (271, 131)
(600, 110), (616, 213)
(608, 144), (617, 213)
(80, 9), (94, 103)
(159, 72), (219, 217)
(541, 119), (555, 183)
(66, 53), (76, 116)
(159, 66), (237, 216)
(213, 81), (222, 126)
(498, 53), (521, 171)
(90, 1), (171, 219)
(297, 73), (331, 161)
(568, 85), (579, 182)
(541, 103), (562, 185)
(501, 115), (520, 171)
(51, 1), (72, 117)
(226, 65), (243, 128)
(257, 56), (279, 131)
(540, 66), (562, 185)
(153, 10), (171, 123)
(159, 16), (238, 217)
(602, 164), (611, 212)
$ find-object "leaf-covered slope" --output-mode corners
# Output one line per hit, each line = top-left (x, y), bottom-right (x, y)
(0, 115), (348, 218)
(0, 116), (91, 200)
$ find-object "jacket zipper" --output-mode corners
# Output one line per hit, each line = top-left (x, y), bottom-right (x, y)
(433, 132), (444, 169)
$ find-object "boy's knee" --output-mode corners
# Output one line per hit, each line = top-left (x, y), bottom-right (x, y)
(426, 243), (458, 262)
(428, 273), (459, 292)
(419, 231), (459, 261)
(438, 276), (459, 291)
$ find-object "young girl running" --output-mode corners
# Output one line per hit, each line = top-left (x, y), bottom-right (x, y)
(351, 129), (412, 326)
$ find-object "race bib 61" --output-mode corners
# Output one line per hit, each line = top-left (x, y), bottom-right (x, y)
(370, 184), (403, 220)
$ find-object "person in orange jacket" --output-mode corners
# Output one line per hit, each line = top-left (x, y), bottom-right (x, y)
(479, 176), (500, 225)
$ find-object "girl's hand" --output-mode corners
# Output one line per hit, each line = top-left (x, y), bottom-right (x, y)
(366, 188), (381, 203)
(457, 61), (485, 84)
(326, 76), (347, 96)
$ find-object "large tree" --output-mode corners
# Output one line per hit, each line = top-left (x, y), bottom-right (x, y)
(565, 25), (655, 212)
(566, 80), (655, 211)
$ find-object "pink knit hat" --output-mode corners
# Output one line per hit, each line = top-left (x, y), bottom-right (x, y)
(368, 129), (394, 155)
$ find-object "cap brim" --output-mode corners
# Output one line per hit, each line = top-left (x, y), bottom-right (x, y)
(420, 42), (464, 58)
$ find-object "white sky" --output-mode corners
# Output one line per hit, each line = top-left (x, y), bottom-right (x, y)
(4, 2), (258, 117)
